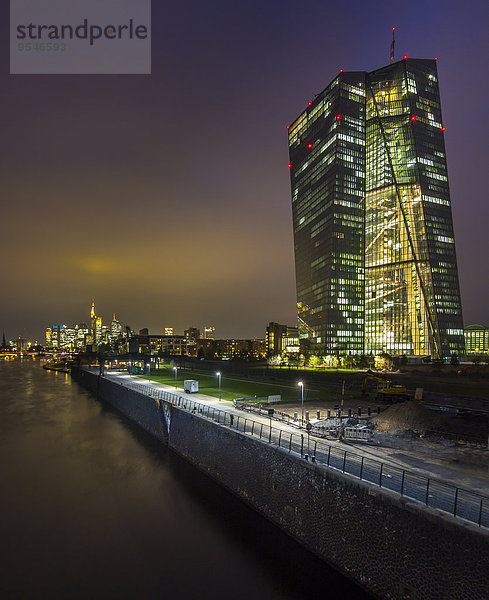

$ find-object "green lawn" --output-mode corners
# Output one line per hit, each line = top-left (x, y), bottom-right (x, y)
(395, 373), (489, 399)
(140, 367), (359, 404)
(262, 365), (489, 400)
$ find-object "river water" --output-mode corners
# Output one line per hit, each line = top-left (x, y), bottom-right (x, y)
(0, 361), (371, 599)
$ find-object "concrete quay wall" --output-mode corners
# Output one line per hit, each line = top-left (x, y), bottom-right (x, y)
(169, 407), (489, 600)
(73, 368), (489, 600)
(71, 367), (168, 443)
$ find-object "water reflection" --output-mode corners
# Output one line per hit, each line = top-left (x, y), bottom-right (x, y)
(0, 361), (371, 599)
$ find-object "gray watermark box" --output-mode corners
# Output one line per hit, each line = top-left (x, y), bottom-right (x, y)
(10, 0), (151, 74)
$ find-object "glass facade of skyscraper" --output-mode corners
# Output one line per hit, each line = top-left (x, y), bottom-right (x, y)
(289, 59), (464, 359)
(289, 72), (366, 354)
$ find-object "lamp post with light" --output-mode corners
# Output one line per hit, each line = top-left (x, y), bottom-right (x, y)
(216, 372), (221, 401)
(216, 371), (221, 402)
(173, 366), (178, 389)
(298, 381), (304, 423)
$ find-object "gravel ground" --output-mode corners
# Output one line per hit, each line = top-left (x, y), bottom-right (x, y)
(278, 399), (489, 492)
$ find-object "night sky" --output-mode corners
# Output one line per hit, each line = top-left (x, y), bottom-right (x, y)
(2, 0), (488, 342)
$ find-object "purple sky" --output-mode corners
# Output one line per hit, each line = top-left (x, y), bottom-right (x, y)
(2, 0), (488, 342)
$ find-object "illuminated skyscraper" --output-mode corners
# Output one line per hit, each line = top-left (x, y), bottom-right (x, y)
(204, 326), (215, 340)
(288, 71), (366, 354)
(110, 314), (122, 341)
(288, 58), (464, 359)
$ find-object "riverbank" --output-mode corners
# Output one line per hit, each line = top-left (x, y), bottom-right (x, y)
(73, 366), (489, 600)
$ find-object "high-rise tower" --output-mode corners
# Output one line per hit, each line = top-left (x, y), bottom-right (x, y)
(288, 58), (464, 359)
(288, 72), (366, 354)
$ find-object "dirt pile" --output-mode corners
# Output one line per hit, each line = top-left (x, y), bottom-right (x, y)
(372, 401), (443, 434)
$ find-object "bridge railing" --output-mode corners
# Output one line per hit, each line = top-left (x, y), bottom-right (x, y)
(104, 373), (489, 529)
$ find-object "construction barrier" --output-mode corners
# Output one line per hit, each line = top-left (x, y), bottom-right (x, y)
(344, 427), (372, 441)
(312, 425), (341, 437)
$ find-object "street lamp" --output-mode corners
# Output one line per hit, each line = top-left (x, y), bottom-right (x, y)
(216, 371), (221, 401)
(298, 381), (304, 423)
(173, 366), (178, 389)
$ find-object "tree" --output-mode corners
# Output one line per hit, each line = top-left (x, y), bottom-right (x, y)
(203, 347), (215, 360)
(357, 354), (370, 369)
(308, 355), (321, 368)
(375, 352), (393, 370)
(267, 354), (282, 366)
(325, 354), (339, 368)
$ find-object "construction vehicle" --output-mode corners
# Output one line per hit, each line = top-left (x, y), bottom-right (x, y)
(362, 372), (408, 402)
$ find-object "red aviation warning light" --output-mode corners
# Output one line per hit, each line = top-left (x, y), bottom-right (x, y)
(308, 101), (312, 106)
(336, 114), (341, 121)
(288, 163), (292, 169)
(410, 115), (417, 122)
(286, 125), (290, 129)
(307, 142), (313, 149)
(403, 55), (408, 60)
(441, 126), (446, 132)
(339, 68), (343, 73)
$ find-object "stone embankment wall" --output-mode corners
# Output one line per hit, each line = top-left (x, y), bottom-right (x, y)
(73, 367), (489, 600)
(71, 367), (168, 442)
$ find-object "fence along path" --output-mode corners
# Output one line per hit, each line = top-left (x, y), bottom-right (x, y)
(104, 372), (489, 529)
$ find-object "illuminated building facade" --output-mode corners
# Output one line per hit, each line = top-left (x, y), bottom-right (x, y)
(288, 71), (366, 354)
(193, 337), (267, 360)
(110, 315), (122, 341)
(266, 322), (300, 356)
(184, 327), (200, 342)
(364, 59), (464, 358)
(464, 325), (489, 354)
(204, 326), (215, 340)
(76, 323), (89, 348)
(148, 334), (187, 355)
(288, 58), (464, 359)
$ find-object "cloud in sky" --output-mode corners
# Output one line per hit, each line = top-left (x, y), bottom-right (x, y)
(1, 0), (488, 340)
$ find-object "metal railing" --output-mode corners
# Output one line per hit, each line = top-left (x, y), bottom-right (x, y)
(105, 373), (489, 529)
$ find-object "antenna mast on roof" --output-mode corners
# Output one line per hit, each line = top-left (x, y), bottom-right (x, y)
(390, 27), (396, 63)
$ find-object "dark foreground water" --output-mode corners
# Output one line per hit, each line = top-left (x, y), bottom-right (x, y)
(0, 361), (371, 599)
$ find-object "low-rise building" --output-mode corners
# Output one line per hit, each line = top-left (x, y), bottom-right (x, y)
(149, 334), (187, 356)
(464, 325), (489, 354)
(266, 322), (299, 356)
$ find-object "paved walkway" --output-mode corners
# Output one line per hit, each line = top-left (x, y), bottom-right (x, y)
(106, 370), (489, 497)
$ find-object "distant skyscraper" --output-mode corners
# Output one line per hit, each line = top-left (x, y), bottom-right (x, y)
(204, 326), (215, 340)
(288, 58), (464, 359)
(110, 314), (122, 341)
(184, 327), (200, 342)
(76, 323), (89, 348)
(48, 324), (66, 348)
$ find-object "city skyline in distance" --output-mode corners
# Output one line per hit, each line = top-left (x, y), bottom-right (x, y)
(1, 1), (487, 341)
